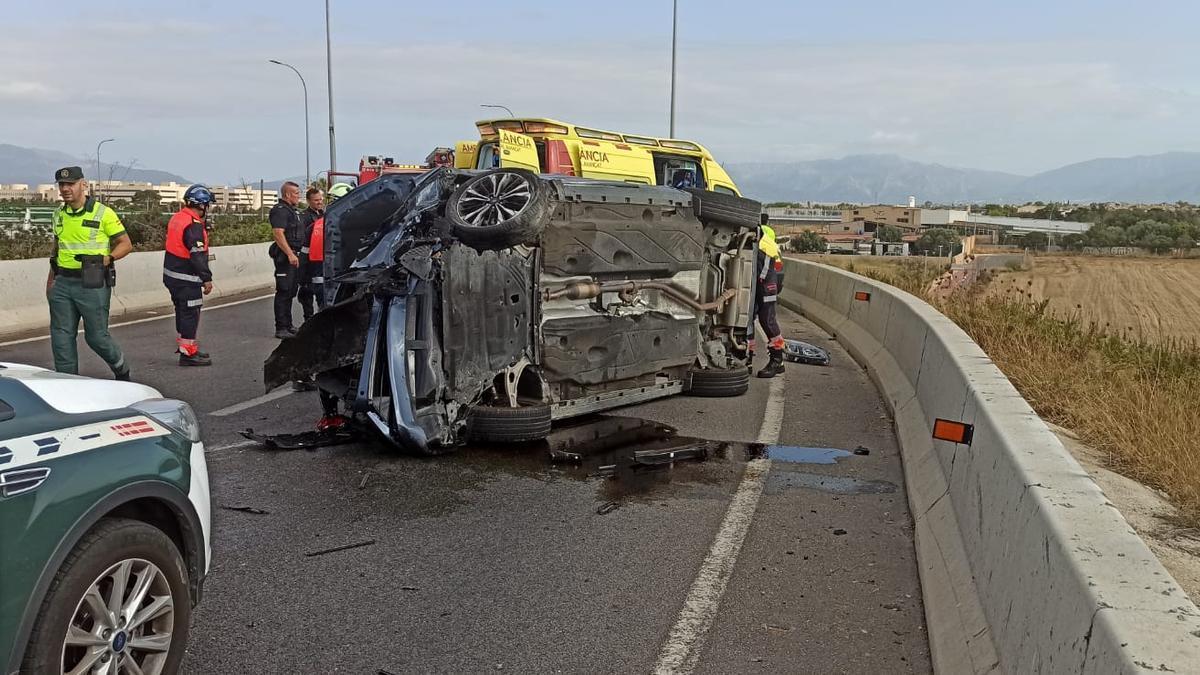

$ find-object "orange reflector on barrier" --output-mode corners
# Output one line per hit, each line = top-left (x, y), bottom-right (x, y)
(933, 419), (974, 445)
(854, 291), (871, 302)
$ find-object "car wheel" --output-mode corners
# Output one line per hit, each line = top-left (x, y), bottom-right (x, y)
(446, 169), (550, 250)
(683, 188), (763, 229)
(686, 367), (751, 397)
(22, 518), (191, 675)
(467, 404), (553, 443)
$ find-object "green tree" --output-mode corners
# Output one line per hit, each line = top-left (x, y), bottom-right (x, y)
(914, 228), (959, 255)
(1061, 233), (1086, 250)
(789, 231), (826, 253)
(876, 225), (903, 242)
(1021, 231), (1048, 250)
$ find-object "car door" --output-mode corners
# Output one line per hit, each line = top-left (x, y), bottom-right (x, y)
(498, 129), (541, 173)
(578, 140), (655, 184)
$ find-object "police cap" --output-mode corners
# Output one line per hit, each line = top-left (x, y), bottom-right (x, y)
(55, 166), (85, 183)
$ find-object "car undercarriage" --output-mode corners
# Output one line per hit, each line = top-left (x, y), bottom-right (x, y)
(265, 168), (764, 454)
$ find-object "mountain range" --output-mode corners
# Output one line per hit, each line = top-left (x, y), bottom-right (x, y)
(4, 142), (1200, 204)
(0, 144), (190, 187)
(728, 151), (1200, 204)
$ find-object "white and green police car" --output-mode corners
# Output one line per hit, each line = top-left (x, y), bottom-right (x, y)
(0, 363), (210, 675)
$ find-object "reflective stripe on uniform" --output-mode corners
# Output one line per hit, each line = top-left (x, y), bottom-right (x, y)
(164, 269), (202, 283)
(309, 276), (324, 284)
(299, 246), (309, 254)
(761, 295), (777, 303)
(186, 298), (204, 307)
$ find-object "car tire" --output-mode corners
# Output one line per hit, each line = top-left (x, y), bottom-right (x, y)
(467, 404), (553, 443)
(683, 188), (762, 229)
(22, 518), (191, 675)
(446, 169), (551, 250)
(686, 367), (751, 397)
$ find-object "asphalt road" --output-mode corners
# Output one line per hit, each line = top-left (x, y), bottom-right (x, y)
(0, 297), (931, 674)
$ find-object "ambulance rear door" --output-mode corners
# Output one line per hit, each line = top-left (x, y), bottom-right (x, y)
(498, 129), (541, 173)
(454, 141), (478, 169)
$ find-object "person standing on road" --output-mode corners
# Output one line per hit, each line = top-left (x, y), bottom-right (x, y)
(45, 166), (133, 379)
(751, 223), (786, 379)
(163, 185), (215, 366)
(269, 181), (304, 338)
(297, 186), (325, 321)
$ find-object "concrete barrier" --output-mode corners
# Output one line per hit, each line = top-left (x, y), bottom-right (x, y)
(0, 243), (273, 340)
(780, 258), (1200, 674)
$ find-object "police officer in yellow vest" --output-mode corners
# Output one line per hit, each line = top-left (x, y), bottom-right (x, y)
(45, 166), (134, 379)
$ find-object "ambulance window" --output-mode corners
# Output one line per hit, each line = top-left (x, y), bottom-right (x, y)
(653, 155), (706, 189)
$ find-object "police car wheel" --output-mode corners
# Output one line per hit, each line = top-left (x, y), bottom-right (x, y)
(447, 169), (550, 250)
(466, 403), (553, 443)
(22, 518), (191, 675)
(686, 367), (751, 397)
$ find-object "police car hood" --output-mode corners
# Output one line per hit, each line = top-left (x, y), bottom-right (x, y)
(0, 362), (163, 414)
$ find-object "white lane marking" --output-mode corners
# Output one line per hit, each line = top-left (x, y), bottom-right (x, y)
(0, 294), (274, 347)
(653, 376), (785, 674)
(207, 388), (294, 417)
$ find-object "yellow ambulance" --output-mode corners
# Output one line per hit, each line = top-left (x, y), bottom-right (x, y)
(454, 118), (741, 195)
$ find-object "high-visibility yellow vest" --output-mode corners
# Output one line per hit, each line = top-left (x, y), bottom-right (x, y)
(53, 198), (125, 270)
(759, 225), (780, 260)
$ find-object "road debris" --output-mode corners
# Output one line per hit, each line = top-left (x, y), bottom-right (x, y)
(304, 539), (377, 557)
(596, 501), (620, 515)
(220, 505), (270, 515)
(833, 528), (848, 535)
(853, 445), (871, 456)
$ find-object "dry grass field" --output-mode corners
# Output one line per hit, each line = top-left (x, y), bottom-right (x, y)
(990, 255), (1200, 344)
(792, 252), (1200, 525)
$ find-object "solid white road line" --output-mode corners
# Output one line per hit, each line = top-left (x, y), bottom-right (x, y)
(653, 376), (786, 675)
(208, 388), (295, 417)
(0, 293), (274, 347)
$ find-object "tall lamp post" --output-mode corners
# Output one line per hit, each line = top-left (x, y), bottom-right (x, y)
(480, 103), (515, 118)
(268, 59), (310, 186)
(95, 138), (114, 195)
(325, 0), (337, 175)
(669, 0), (678, 137)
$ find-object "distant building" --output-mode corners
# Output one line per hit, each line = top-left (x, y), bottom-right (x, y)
(0, 181), (281, 210)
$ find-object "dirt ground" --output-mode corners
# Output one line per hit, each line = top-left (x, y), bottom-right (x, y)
(988, 255), (1200, 343)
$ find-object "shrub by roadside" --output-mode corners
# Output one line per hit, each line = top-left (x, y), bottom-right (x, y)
(0, 217), (273, 260)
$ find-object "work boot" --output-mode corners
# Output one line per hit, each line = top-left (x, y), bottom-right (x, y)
(179, 352), (213, 367)
(756, 349), (785, 379)
(176, 348), (210, 359)
(275, 327), (297, 339)
(114, 369), (132, 382)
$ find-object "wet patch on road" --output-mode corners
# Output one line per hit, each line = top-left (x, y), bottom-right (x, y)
(764, 471), (897, 496)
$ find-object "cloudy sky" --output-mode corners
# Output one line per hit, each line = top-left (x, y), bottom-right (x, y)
(3, 0), (1199, 183)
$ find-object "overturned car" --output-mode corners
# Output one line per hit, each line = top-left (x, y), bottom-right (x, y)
(265, 168), (764, 453)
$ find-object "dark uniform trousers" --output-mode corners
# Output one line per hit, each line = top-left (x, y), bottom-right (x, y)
(273, 254), (302, 329)
(167, 283), (203, 340)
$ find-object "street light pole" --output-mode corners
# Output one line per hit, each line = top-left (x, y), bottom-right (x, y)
(480, 104), (515, 118)
(268, 59), (310, 186)
(325, 0), (337, 174)
(669, 0), (678, 137)
(95, 138), (114, 196)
